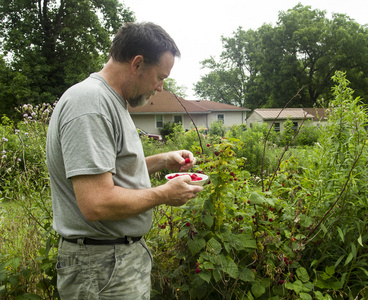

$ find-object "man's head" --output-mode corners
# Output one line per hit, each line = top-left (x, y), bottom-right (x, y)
(109, 22), (180, 107)
(109, 22), (181, 65)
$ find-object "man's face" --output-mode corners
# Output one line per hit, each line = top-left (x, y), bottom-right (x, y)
(127, 51), (175, 108)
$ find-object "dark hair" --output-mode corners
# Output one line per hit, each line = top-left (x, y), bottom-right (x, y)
(109, 22), (181, 64)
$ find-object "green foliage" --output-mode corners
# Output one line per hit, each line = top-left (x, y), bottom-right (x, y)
(1, 103), (58, 298)
(159, 122), (182, 141)
(163, 78), (188, 98)
(279, 119), (295, 146)
(149, 71), (368, 299)
(194, 4), (368, 109)
(0, 0), (135, 116)
(292, 122), (321, 146)
(208, 120), (226, 138)
(1, 71), (368, 299)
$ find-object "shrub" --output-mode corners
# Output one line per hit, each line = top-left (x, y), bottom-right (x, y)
(1, 103), (58, 299)
(148, 71), (368, 299)
(2, 71), (368, 299)
(159, 122), (178, 141)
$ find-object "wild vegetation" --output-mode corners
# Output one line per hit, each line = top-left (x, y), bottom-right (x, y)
(1, 72), (367, 299)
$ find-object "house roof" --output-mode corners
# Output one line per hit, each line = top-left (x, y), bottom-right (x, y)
(302, 108), (328, 121)
(252, 108), (315, 120)
(128, 90), (250, 114)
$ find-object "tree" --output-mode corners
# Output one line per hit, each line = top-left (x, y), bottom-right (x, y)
(0, 0), (135, 117)
(194, 28), (263, 107)
(163, 78), (188, 98)
(194, 4), (368, 109)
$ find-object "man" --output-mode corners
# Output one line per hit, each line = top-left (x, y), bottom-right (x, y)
(46, 22), (203, 299)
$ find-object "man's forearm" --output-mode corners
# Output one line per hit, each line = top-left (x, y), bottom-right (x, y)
(145, 153), (167, 174)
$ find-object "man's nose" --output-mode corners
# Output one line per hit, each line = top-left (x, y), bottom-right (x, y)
(155, 80), (164, 92)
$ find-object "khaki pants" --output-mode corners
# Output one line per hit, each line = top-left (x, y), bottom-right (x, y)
(56, 238), (152, 299)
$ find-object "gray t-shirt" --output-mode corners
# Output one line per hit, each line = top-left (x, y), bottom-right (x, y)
(46, 73), (152, 239)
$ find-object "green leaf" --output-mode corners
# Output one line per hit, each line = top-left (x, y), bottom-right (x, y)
(299, 292), (312, 300)
(251, 282), (265, 298)
(359, 267), (368, 278)
(11, 257), (21, 270)
(344, 252), (354, 266)
(311, 260), (318, 267)
(177, 229), (187, 239)
(227, 233), (257, 250)
(330, 279), (343, 290)
(285, 280), (307, 294)
(296, 267), (310, 283)
(8, 275), (18, 285)
(337, 226), (344, 243)
(213, 269), (221, 283)
(202, 215), (214, 228)
(198, 270), (211, 283)
(225, 259), (239, 279)
(325, 265), (335, 276)
(207, 238), (222, 255)
(314, 291), (326, 300)
(249, 192), (266, 205)
(358, 235), (363, 247)
(321, 223), (327, 234)
(203, 261), (214, 270)
(0, 285), (6, 296)
(223, 242), (231, 253)
(0, 272), (6, 282)
(350, 242), (357, 258)
(239, 267), (255, 282)
(188, 238), (206, 256)
(334, 255), (345, 268)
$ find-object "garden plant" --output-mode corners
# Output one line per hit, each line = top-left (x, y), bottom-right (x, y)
(1, 71), (367, 299)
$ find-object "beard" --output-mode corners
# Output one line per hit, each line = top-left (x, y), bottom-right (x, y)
(127, 91), (156, 108)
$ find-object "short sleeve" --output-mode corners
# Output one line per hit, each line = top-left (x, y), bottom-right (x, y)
(60, 113), (116, 178)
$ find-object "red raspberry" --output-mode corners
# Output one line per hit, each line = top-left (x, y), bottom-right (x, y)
(186, 222), (191, 227)
(195, 268), (201, 274)
(185, 158), (190, 163)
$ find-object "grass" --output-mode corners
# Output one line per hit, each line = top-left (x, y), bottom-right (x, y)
(0, 199), (43, 259)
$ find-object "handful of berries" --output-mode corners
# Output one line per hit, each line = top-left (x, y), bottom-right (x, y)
(166, 173), (203, 181)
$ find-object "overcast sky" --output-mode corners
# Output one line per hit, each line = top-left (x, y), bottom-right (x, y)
(122, 0), (367, 99)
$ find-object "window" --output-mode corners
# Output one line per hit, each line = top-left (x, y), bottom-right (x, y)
(217, 114), (224, 123)
(174, 115), (182, 124)
(156, 115), (163, 128)
(274, 122), (280, 132)
(292, 122), (298, 131)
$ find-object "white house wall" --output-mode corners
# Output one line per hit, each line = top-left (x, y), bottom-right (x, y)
(131, 111), (246, 134)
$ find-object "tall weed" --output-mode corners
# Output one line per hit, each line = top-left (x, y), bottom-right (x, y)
(1, 103), (58, 299)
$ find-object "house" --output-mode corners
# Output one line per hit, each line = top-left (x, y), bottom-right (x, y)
(247, 108), (327, 132)
(128, 90), (250, 134)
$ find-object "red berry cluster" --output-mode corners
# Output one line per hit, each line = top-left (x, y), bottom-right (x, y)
(283, 257), (293, 265)
(158, 223), (167, 229)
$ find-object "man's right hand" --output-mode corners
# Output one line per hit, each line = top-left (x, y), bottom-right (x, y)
(163, 175), (203, 207)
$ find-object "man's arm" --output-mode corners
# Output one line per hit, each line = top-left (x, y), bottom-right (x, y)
(72, 150), (202, 222)
(72, 171), (202, 221)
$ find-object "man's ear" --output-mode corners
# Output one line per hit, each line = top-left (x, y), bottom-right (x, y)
(130, 55), (144, 73)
